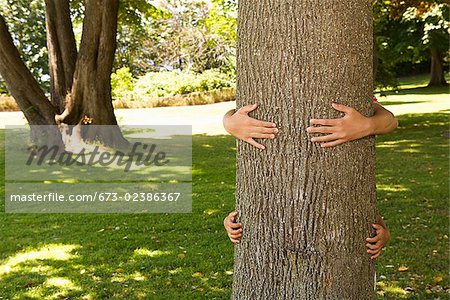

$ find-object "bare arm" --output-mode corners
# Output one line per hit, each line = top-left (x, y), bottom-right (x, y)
(369, 102), (399, 135)
(307, 102), (399, 148)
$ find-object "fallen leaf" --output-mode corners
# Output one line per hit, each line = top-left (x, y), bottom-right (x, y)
(24, 280), (37, 287)
(177, 253), (185, 258)
(398, 266), (409, 272)
(434, 276), (443, 283)
(192, 272), (203, 277)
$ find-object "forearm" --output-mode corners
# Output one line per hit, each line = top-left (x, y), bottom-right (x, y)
(367, 104), (398, 136)
(223, 109), (236, 134)
(375, 214), (387, 229)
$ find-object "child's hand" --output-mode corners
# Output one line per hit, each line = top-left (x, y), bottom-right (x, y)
(366, 223), (390, 259)
(223, 211), (243, 244)
(307, 103), (372, 148)
(223, 104), (278, 150)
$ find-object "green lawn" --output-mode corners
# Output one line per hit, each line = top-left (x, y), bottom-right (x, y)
(0, 86), (449, 299)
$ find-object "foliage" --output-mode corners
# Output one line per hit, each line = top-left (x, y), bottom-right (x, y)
(115, 0), (237, 75)
(0, 0), (447, 95)
(0, 80), (8, 94)
(373, 0), (449, 88)
(132, 69), (235, 99)
(403, 3), (450, 53)
(0, 0), (49, 90)
(111, 67), (136, 100)
(113, 87), (235, 108)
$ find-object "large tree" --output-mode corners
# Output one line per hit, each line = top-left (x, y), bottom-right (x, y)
(0, 0), (127, 146)
(232, 0), (379, 298)
(374, 0), (449, 87)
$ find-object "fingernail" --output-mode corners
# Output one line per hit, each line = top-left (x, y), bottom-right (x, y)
(311, 138), (316, 142)
(306, 127), (311, 132)
(274, 128), (279, 133)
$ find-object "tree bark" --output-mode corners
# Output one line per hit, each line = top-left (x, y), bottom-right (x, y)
(45, 0), (78, 113)
(428, 47), (447, 87)
(233, 1), (378, 299)
(57, 0), (128, 147)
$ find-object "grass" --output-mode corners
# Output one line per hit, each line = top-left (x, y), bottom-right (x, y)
(374, 73), (449, 109)
(374, 113), (449, 298)
(0, 133), (237, 299)
(0, 77), (449, 299)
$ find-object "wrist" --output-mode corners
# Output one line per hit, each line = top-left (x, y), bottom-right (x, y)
(223, 109), (236, 134)
(364, 116), (376, 136)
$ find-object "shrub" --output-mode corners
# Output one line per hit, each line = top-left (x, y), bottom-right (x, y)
(133, 69), (235, 99)
(111, 67), (135, 100)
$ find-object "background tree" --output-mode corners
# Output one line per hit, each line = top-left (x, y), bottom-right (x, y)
(0, 0), (153, 146)
(374, 0), (449, 88)
(233, 0), (379, 298)
(135, 0), (237, 73)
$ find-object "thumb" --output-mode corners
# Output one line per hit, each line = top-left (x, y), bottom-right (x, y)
(238, 104), (258, 115)
(332, 103), (354, 114)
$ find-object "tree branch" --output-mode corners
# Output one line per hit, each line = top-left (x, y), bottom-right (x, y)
(45, 0), (78, 112)
(0, 14), (56, 125)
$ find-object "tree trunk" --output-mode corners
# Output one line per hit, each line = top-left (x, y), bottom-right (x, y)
(428, 47), (447, 87)
(233, 1), (378, 299)
(45, 0), (78, 113)
(1, 1), (126, 148)
(57, 0), (128, 147)
(373, 37), (379, 84)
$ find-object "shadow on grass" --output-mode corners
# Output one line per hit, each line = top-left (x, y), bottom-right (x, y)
(374, 113), (449, 299)
(0, 133), (237, 299)
(379, 101), (428, 106)
(0, 113), (449, 299)
(379, 85), (449, 97)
